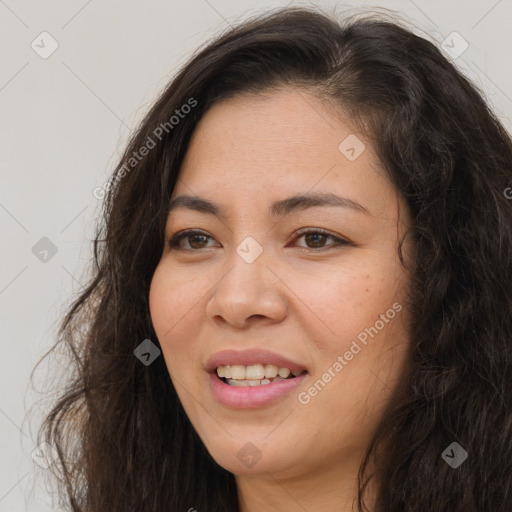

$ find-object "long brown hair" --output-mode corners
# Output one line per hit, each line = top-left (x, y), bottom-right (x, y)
(32, 6), (512, 511)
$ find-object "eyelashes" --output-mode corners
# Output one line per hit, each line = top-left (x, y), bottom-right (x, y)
(167, 228), (351, 252)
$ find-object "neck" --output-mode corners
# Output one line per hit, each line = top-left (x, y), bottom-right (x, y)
(235, 451), (377, 512)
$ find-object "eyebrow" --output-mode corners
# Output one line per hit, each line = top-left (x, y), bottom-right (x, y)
(167, 191), (370, 219)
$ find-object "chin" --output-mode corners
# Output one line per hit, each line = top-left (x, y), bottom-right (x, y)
(203, 435), (299, 476)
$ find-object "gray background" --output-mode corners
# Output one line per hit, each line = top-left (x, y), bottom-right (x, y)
(1, 1), (511, 510)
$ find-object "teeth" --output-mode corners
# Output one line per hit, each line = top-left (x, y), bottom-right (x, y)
(246, 364), (265, 380)
(227, 379), (262, 387)
(264, 364), (278, 378)
(226, 376), (285, 387)
(278, 367), (290, 378)
(230, 365), (246, 380)
(226, 379), (247, 387)
(216, 363), (304, 380)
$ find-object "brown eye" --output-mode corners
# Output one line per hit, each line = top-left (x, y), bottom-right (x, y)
(294, 229), (350, 250)
(169, 230), (216, 250)
(302, 232), (329, 248)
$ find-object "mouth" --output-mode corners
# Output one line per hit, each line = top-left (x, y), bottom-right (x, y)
(206, 349), (308, 407)
(209, 366), (308, 408)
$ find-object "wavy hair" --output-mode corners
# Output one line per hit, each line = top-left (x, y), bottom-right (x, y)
(33, 6), (512, 511)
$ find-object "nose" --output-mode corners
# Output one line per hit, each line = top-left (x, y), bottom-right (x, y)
(205, 245), (288, 329)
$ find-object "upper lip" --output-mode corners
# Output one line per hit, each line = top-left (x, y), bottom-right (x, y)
(206, 348), (308, 374)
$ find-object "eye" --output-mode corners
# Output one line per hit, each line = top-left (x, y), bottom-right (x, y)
(168, 230), (217, 250)
(168, 228), (350, 252)
(293, 228), (350, 250)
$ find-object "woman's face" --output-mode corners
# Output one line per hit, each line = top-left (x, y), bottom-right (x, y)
(149, 88), (413, 480)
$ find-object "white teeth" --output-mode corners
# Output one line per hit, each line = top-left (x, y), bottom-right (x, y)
(226, 376), (284, 387)
(227, 379), (247, 387)
(245, 364), (265, 380)
(230, 365), (246, 380)
(226, 379), (266, 387)
(216, 365), (232, 378)
(216, 363), (302, 380)
(264, 364), (278, 378)
(278, 367), (290, 378)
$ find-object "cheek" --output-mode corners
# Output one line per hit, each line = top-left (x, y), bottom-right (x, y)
(149, 263), (203, 332)
(148, 264), (199, 371)
(293, 262), (400, 343)
(148, 265), (172, 336)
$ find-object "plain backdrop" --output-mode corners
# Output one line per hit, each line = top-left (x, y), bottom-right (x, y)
(1, 1), (511, 510)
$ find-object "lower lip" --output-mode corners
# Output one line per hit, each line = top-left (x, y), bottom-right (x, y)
(209, 372), (307, 409)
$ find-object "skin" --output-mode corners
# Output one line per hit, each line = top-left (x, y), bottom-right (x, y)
(149, 88), (414, 511)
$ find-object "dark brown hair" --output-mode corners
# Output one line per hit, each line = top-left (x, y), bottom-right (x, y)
(32, 6), (512, 511)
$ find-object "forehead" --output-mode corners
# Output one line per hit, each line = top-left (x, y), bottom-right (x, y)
(173, 88), (400, 220)
(182, 89), (362, 168)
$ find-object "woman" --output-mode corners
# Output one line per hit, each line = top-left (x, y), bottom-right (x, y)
(34, 6), (512, 511)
